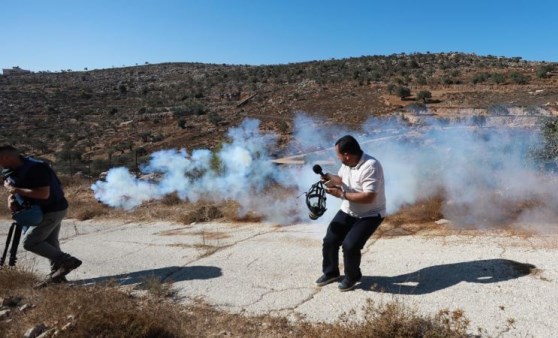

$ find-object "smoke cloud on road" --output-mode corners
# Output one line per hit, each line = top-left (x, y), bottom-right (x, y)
(92, 113), (558, 228)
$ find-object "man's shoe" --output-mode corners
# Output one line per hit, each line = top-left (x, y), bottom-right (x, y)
(338, 278), (359, 292)
(33, 274), (69, 289)
(51, 256), (82, 280)
(52, 275), (69, 283)
(315, 274), (340, 286)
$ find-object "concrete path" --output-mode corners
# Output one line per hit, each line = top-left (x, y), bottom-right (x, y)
(2, 219), (557, 337)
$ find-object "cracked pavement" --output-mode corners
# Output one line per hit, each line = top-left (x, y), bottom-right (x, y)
(2, 219), (558, 337)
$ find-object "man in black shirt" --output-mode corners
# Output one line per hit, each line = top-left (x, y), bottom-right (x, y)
(0, 145), (81, 283)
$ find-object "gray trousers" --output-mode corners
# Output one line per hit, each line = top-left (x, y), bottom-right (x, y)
(23, 208), (69, 267)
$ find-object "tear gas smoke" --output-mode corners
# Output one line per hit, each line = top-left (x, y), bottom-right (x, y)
(92, 113), (558, 228)
(92, 119), (306, 224)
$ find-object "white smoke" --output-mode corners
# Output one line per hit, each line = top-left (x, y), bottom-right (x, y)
(361, 117), (558, 227)
(92, 119), (312, 224)
(92, 112), (558, 228)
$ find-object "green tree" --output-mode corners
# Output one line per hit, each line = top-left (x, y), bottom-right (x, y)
(395, 86), (411, 100)
(416, 90), (432, 103)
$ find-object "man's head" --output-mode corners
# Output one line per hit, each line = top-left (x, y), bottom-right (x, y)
(335, 135), (363, 167)
(0, 145), (21, 169)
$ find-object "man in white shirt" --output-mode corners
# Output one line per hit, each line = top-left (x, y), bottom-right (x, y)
(315, 135), (386, 291)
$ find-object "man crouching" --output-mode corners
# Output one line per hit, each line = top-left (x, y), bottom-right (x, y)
(0, 145), (81, 284)
(315, 135), (386, 291)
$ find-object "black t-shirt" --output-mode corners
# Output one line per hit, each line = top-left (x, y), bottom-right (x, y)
(3, 157), (68, 213)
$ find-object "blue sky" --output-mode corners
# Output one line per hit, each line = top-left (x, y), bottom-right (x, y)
(1, 0), (557, 72)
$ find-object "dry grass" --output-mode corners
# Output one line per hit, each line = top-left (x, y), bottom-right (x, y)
(137, 276), (177, 298)
(386, 195), (445, 228)
(379, 195), (447, 237)
(335, 300), (470, 338)
(0, 268), (472, 338)
(380, 193), (558, 238)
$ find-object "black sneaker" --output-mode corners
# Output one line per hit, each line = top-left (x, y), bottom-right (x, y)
(33, 275), (69, 289)
(315, 274), (340, 286)
(51, 256), (82, 280)
(52, 275), (69, 283)
(338, 278), (359, 292)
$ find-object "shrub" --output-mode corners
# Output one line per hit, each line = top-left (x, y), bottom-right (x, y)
(470, 115), (487, 127)
(488, 104), (509, 116)
(118, 84), (127, 94)
(533, 117), (558, 162)
(407, 103), (427, 115)
(395, 86), (411, 99)
(441, 76), (454, 85)
(536, 64), (555, 78)
(491, 73), (506, 84)
(91, 159), (110, 176)
(471, 73), (488, 84)
(510, 72), (528, 84)
(416, 90), (432, 103)
(208, 112), (223, 125)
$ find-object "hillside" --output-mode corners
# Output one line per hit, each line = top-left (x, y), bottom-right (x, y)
(1, 52), (557, 176)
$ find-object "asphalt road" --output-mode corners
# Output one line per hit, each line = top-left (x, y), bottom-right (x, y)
(2, 219), (557, 337)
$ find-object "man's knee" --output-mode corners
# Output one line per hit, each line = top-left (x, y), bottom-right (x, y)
(22, 229), (46, 251)
(22, 237), (37, 251)
(323, 234), (342, 248)
(342, 240), (362, 254)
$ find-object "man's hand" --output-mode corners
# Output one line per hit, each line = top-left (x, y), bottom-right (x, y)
(322, 174), (342, 186)
(325, 186), (344, 199)
(7, 194), (18, 212)
(3, 180), (16, 194)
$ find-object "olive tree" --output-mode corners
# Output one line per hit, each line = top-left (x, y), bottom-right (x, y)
(416, 90), (432, 103)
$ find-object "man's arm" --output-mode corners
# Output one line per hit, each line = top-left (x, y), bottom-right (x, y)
(325, 186), (376, 203)
(325, 163), (378, 203)
(4, 163), (52, 200)
(4, 180), (50, 200)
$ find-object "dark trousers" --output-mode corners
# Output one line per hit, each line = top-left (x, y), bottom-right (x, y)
(23, 208), (69, 268)
(322, 210), (383, 281)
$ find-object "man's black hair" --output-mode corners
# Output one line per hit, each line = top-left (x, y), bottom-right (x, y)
(335, 135), (362, 156)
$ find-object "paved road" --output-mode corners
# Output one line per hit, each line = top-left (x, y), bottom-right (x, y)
(3, 219), (557, 337)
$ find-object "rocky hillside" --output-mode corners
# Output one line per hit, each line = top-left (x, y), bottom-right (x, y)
(1, 52), (557, 176)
